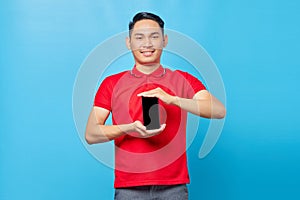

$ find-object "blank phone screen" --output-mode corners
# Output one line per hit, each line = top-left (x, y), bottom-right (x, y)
(142, 97), (160, 130)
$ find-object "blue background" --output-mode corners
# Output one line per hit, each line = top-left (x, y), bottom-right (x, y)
(1, 0), (300, 199)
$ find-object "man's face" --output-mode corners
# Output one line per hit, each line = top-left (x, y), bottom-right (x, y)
(127, 19), (167, 67)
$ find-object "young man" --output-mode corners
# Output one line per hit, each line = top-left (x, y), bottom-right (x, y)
(85, 12), (226, 200)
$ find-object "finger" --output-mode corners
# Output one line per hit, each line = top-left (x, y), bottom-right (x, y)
(146, 124), (166, 134)
(160, 123), (166, 130)
(158, 123), (166, 131)
(136, 125), (147, 132)
(137, 92), (155, 97)
(139, 94), (157, 98)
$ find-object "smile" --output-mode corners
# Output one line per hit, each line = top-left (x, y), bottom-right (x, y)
(140, 50), (155, 57)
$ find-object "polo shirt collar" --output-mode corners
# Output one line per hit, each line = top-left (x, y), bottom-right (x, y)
(131, 65), (165, 78)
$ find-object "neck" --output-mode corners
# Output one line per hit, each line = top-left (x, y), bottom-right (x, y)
(136, 63), (161, 74)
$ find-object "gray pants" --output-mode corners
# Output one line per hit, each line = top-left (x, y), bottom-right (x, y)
(114, 184), (188, 200)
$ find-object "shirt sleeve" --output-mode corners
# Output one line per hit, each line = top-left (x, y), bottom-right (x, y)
(176, 70), (206, 98)
(94, 77), (112, 111)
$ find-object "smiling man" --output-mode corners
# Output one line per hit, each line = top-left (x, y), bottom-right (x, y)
(85, 12), (226, 200)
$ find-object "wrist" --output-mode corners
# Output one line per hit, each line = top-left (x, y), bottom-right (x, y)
(118, 123), (135, 134)
(127, 122), (135, 133)
(170, 96), (180, 106)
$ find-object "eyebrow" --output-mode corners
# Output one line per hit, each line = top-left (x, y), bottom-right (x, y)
(134, 33), (144, 36)
(133, 32), (161, 36)
(150, 32), (160, 36)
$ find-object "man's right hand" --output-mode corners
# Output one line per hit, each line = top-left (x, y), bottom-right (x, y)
(85, 107), (166, 144)
(130, 121), (166, 138)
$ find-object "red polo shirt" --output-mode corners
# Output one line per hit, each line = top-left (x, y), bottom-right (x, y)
(94, 65), (206, 188)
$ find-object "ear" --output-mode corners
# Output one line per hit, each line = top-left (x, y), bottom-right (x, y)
(163, 35), (168, 48)
(126, 37), (131, 50)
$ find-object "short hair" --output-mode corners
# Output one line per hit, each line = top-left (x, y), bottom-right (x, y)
(128, 12), (165, 37)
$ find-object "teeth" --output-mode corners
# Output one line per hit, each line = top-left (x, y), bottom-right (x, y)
(142, 51), (153, 56)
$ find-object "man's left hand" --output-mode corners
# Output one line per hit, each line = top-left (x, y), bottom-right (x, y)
(137, 87), (177, 105)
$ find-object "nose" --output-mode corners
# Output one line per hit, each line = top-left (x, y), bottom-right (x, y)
(142, 37), (153, 48)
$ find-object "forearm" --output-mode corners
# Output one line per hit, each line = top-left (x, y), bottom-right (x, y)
(138, 87), (226, 119)
(85, 122), (133, 144)
(85, 107), (135, 144)
(171, 95), (226, 119)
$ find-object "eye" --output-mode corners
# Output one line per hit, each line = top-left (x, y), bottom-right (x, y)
(152, 35), (159, 39)
(135, 36), (143, 40)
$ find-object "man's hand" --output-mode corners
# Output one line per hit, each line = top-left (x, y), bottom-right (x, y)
(137, 87), (226, 119)
(130, 120), (166, 138)
(137, 87), (177, 105)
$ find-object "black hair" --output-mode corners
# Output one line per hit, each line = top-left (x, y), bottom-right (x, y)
(129, 12), (164, 36)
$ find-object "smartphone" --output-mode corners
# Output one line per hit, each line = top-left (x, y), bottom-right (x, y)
(142, 97), (160, 130)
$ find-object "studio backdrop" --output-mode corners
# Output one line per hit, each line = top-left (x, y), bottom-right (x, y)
(1, 0), (300, 200)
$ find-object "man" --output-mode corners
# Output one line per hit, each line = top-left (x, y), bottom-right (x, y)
(85, 12), (226, 200)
